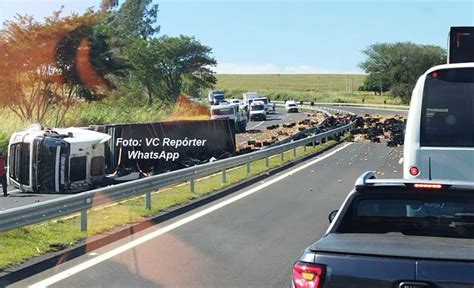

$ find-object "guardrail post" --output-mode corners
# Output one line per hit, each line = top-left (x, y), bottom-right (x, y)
(80, 210), (88, 232)
(265, 156), (269, 167)
(293, 147), (297, 157)
(190, 178), (195, 193)
(146, 191), (152, 210)
(304, 142), (307, 152)
(222, 169), (227, 183)
(280, 150), (285, 161)
(246, 160), (251, 174)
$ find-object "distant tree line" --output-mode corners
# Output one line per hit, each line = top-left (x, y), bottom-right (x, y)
(0, 0), (216, 124)
(359, 42), (446, 104)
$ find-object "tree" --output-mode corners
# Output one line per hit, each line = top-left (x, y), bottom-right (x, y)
(113, 0), (159, 40)
(100, 0), (119, 12)
(0, 10), (118, 124)
(154, 35), (217, 103)
(123, 38), (163, 105)
(359, 74), (390, 95)
(359, 42), (446, 103)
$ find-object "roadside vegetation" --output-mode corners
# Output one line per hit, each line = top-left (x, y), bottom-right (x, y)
(0, 0), (215, 154)
(359, 42), (446, 103)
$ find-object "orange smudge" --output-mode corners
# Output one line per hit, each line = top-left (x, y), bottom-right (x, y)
(76, 38), (108, 88)
(168, 95), (210, 120)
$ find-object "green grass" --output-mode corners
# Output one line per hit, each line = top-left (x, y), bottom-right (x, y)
(0, 138), (342, 270)
(214, 74), (403, 105)
(216, 74), (367, 92)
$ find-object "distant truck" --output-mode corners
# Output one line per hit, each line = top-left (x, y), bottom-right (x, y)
(208, 90), (225, 104)
(210, 102), (248, 133)
(242, 92), (261, 107)
(8, 120), (236, 194)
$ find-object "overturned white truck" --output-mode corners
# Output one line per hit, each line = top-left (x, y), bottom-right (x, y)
(8, 120), (236, 194)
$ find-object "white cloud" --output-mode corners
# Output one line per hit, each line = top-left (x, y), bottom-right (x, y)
(214, 63), (364, 74)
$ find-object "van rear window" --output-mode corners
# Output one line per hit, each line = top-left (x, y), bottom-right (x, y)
(420, 68), (474, 147)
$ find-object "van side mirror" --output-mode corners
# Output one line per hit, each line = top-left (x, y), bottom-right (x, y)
(328, 210), (338, 223)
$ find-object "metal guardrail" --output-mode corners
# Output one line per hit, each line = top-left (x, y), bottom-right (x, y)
(273, 100), (409, 110)
(0, 107), (356, 233)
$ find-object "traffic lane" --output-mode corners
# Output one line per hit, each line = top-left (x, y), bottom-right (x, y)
(246, 108), (308, 130)
(0, 190), (67, 210)
(17, 142), (403, 288)
(324, 106), (408, 117)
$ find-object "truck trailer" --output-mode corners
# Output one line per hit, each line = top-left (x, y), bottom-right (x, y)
(8, 120), (236, 194)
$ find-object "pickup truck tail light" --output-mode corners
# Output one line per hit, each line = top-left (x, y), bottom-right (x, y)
(292, 261), (325, 288)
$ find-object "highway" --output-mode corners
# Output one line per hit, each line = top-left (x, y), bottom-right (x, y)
(246, 107), (308, 130)
(13, 142), (403, 288)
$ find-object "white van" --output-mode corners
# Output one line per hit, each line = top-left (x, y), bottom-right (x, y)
(285, 101), (298, 113)
(249, 101), (267, 121)
(404, 63), (474, 181)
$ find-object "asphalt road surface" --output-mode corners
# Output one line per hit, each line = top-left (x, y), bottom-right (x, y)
(246, 107), (308, 131)
(14, 142), (403, 288)
(0, 188), (66, 211)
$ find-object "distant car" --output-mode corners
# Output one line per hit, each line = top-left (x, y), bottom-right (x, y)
(285, 101), (298, 113)
(249, 100), (266, 121)
(292, 171), (474, 288)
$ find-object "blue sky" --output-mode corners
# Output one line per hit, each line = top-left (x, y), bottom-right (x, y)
(1, 0), (473, 73)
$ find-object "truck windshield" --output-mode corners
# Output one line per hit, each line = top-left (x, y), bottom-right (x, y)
(212, 108), (233, 115)
(420, 68), (474, 147)
(9, 143), (30, 186)
(338, 191), (474, 239)
(38, 138), (60, 192)
(251, 105), (264, 111)
(35, 137), (69, 193)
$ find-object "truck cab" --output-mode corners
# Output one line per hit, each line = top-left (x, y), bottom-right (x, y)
(210, 103), (247, 133)
(208, 90), (225, 105)
(8, 127), (110, 193)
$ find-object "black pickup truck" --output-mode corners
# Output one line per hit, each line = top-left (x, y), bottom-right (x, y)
(292, 172), (474, 288)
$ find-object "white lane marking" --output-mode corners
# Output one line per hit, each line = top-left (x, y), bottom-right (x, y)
(29, 142), (352, 288)
(248, 121), (264, 130)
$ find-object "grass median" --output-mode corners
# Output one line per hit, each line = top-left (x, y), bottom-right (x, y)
(0, 138), (343, 270)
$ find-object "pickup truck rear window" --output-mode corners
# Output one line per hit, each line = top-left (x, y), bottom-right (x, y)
(338, 192), (474, 239)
